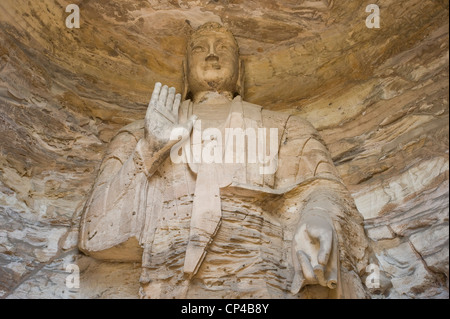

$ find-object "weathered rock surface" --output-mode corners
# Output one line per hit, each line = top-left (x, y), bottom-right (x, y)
(0, 0), (448, 298)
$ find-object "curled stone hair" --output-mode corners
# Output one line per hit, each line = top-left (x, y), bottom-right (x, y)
(188, 22), (239, 51)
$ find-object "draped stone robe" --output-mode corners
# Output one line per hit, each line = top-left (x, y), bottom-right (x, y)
(78, 97), (371, 299)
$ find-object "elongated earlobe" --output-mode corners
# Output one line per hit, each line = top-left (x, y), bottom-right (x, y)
(182, 59), (190, 101)
(236, 58), (245, 99)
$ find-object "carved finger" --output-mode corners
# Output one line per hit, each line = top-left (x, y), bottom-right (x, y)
(313, 265), (328, 287)
(164, 114), (197, 155)
(166, 87), (176, 111)
(172, 93), (182, 118)
(146, 82), (162, 123)
(185, 115), (198, 131)
(167, 115), (197, 150)
(291, 247), (306, 294)
(150, 82), (162, 107)
(297, 250), (316, 282)
(306, 223), (333, 267)
(158, 85), (169, 109)
(325, 233), (339, 289)
(290, 271), (306, 295)
(155, 85), (177, 123)
(318, 231), (332, 267)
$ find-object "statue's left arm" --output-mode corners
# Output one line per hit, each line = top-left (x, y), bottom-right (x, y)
(275, 115), (370, 296)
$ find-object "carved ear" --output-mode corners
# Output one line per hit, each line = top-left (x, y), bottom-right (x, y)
(236, 57), (245, 99)
(185, 19), (194, 33)
(182, 58), (190, 101)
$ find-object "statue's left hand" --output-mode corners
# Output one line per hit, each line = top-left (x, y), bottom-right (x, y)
(290, 210), (339, 294)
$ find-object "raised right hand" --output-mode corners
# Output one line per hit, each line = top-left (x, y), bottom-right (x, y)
(144, 82), (196, 154)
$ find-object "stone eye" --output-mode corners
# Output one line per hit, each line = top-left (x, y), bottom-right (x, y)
(217, 44), (227, 51)
(192, 46), (205, 53)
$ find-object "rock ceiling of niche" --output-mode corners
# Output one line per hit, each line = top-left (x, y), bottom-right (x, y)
(0, 0), (448, 123)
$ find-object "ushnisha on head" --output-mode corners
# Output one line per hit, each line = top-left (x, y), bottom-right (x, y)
(183, 22), (244, 102)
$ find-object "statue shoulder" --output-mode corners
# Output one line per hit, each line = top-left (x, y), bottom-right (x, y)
(104, 119), (144, 160)
(240, 101), (289, 129)
(241, 100), (263, 112)
(240, 100), (319, 137)
(285, 114), (319, 136)
(282, 115), (324, 144)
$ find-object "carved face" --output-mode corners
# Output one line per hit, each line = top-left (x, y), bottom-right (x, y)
(186, 30), (239, 97)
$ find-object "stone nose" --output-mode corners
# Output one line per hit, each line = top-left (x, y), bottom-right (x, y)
(205, 53), (219, 63)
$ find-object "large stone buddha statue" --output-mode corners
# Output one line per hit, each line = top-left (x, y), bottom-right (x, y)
(78, 22), (374, 299)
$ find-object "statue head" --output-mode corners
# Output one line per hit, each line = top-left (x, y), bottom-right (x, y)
(183, 22), (244, 102)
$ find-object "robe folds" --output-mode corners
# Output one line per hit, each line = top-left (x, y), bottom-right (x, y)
(78, 97), (371, 299)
